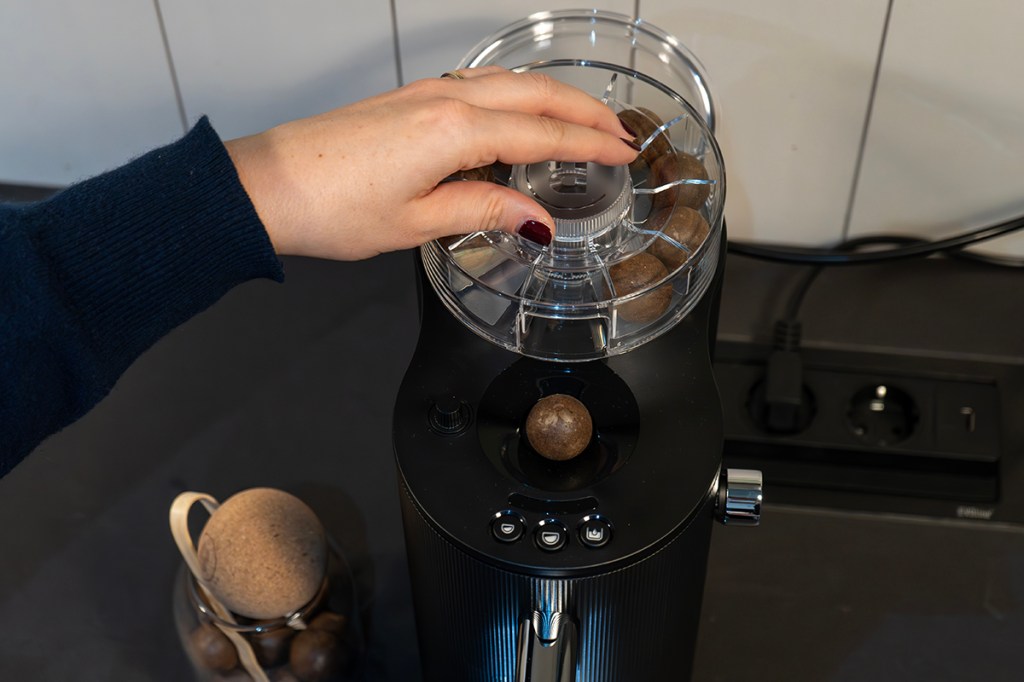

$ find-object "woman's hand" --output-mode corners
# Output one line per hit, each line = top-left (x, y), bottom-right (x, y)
(225, 66), (639, 261)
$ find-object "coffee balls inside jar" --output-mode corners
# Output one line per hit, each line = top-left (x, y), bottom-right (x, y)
(650, 150), (711, 214)
(197, 488), (328, 621)
(289, 627), (352, 682)
(647, 206), (711, 271)
(525, 394), (593, 462)
(608, 252), (673, 324)
(189, 622), (239, 673)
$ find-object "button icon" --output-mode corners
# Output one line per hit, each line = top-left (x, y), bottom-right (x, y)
(578, 516), (612, 549)
(491, 511), (525, 543)
(534, 519), (567, 552)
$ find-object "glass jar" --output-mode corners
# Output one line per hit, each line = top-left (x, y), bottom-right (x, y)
(173, 542), (364, 682)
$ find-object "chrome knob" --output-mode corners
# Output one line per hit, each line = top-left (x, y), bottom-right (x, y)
(716, 468), (762, 526)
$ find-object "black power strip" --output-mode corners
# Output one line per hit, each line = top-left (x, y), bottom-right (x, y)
(713, 339), (1024, 524)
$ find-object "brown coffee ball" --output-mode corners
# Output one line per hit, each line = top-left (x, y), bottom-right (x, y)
(198, 488), (327, 620)
(249, 622), (296, 668)
(308, 611), (348, 637)
(650, 151), (710, 213)
(609, 253), (672, 323)
(448, 165), (495, 183)
(618, 107), (673, 170)
(525, 394), (593, 462)
(648, 207), (711, 271)
(271, 670), (302, 682)
(289, 629), (350, 682)
(190, 623), (239, 673)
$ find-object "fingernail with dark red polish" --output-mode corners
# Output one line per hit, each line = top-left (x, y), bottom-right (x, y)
(622, 138), (643, 152)
(619, 120), (638, 138)
(517, 220), (552, 246)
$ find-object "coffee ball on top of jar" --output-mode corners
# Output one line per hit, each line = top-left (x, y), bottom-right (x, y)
(608, 252), (673, 323)
(650, 150), (711, 214)
(197, 488), (328, 621)
(526, 394), (593, 462)
(647, 206), (711, 271)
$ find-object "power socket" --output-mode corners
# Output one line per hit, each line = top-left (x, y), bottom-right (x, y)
(713, 339), (1012, 521)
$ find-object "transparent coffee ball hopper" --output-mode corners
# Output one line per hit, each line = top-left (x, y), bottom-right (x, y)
(422, 55), (725, 361)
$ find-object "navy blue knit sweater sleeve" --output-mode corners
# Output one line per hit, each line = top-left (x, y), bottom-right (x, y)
(0, 117), (284, 474)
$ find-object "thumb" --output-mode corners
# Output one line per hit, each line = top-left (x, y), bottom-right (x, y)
(415, 180), (555, 246)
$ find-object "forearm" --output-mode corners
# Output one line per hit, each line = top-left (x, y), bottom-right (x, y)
(0, 117), (283, 474)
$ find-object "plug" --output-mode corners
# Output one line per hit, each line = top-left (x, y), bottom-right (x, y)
(748, 320), (816, 434)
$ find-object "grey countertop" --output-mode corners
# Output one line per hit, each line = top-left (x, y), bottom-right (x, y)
(1, 233), (1023, 680)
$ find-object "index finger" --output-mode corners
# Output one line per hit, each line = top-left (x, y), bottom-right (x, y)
(456, 105), (639, 170)
(427, 69), (634, 140)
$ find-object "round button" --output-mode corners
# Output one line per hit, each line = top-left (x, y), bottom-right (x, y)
(428, 396), (472, 434)
(535, 519), (568, 552)
(491, 511), (525, 543)
(578, 515), (612, 548)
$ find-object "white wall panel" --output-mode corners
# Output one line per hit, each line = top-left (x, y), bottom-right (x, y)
(394, 1), (636, 85)
(159, 0), (397, 141)
(640, 0), (891, 244)
(0, 2), (183, 186)
(848, 0), (1024, 256)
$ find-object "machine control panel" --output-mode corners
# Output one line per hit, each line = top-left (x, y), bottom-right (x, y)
(491, 510), (615, 552)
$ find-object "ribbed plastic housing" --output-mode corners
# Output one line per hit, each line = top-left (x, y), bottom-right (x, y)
(399, 481), (716, 682)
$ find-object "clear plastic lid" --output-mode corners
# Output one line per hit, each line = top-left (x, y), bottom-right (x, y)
(421, 13), (725, 362)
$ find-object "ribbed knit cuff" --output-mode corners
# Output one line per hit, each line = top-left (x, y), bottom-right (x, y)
(29, 116), (284, 377)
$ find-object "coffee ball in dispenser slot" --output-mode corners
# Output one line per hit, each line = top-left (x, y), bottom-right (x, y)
(526, 394), (594, 461)
(650, 151), (710, 213)
(648, 206), (710, 271)
(197, 488), (327, 620)
(609, 253), (673, 323)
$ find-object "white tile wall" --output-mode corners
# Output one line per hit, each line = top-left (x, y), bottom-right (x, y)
(394, 1), (636, 85)
(158, 0), (397, 141)
(0, 1), (183, 186)
(7, 2), (1020, 258)
(639, 0), (891, 244)
(848, 0), (1024, 257)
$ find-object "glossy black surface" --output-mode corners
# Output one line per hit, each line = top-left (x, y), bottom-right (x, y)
(393, 248), (724, 576)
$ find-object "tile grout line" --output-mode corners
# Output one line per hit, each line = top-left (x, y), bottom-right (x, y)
(842, 0), (896, 241)
(152, 0), (188, 133)
(389, 0), (405, 87)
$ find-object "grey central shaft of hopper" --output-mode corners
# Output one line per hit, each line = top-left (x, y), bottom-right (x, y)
(511, 161), (633, 245)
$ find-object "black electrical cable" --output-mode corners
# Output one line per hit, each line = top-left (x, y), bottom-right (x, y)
(783, 235), (924, 320)
(728, 213), (1024, 266)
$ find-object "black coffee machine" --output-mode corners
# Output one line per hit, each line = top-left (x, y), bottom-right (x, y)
(393, 12), (761, 682)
